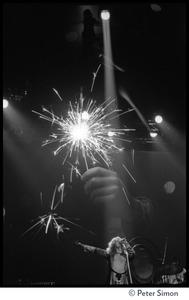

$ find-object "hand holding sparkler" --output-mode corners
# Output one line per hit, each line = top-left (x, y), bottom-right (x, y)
(81, 166), (136, 241)
(81, 167), (126, 214)
(31, 88), (137, 241)
(80, 166), (154, 242)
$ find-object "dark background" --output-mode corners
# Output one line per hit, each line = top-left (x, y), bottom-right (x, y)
(3, 3), (186, 286)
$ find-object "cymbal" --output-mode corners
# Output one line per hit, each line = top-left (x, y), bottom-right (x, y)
(158, 264), (182, 275)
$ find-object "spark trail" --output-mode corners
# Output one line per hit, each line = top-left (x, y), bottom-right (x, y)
(20, 186), (96, 239)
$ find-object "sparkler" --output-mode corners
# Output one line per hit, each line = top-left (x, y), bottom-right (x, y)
(31, 63), (138, 215)
(32, 92), (135, 179)
(21, 90), (138, 242)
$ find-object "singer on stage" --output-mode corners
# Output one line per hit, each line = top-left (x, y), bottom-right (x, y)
(76, 236), (135, 285)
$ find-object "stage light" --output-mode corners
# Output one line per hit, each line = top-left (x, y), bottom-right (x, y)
(3, 99), (9, 109)
(155, 115), (163, 124)
(164, 181), (176, 194)
(100, 10), (110, 20)
(150, 132), (158, 138)
(150, 4), (162, 12)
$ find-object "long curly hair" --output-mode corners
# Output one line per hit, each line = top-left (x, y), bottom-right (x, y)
(106, 236), (127, 255)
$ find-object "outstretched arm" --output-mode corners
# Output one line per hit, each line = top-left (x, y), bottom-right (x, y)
(75, 241), (107, 257)
(76, 241), (97, 252)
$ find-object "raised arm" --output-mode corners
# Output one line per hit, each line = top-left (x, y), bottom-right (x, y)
(122, 238), (135, 258)
(81, 167), (133, 242)
(81, 167), (153, 243)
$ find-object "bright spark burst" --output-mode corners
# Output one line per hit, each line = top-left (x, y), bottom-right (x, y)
(20, 185), (96, 239)
(32, 92), (135, 177)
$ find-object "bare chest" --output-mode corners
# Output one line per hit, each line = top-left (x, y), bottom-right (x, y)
(110, 253), (127, 273)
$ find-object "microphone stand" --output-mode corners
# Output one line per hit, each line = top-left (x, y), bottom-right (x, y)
(126, 251), (133, 284)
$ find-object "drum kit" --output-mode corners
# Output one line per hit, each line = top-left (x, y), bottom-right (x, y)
(128, 236), (186, 285)
(155, 263), (185, 285)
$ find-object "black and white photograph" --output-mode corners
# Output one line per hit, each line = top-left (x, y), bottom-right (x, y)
(3, 2), (186, 293)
